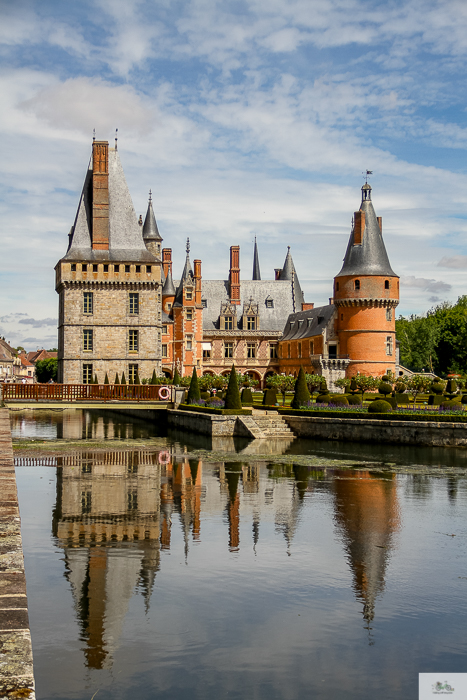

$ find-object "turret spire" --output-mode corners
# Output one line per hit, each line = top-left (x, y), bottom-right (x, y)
(252, 237), (261, 280)
(142, 191), (162, 242)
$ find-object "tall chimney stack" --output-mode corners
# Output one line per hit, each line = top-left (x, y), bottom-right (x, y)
(229, 246), (240, 305)
(92, 141), (109, 250)
(194, 259), (202, 305)
(162, 248), (172, 278)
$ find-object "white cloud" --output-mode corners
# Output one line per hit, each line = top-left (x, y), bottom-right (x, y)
(437, 255), (467, 269)
(400, 275), (451, 294)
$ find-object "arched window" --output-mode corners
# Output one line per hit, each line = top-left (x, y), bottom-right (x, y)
(385, 280), (390, 290)
(336, 282), (339, 292)
(355, 280), (360, 290)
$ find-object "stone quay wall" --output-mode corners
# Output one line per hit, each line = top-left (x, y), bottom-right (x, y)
(281, 414), (467, 447)
(0, 409), (35, 698)
(167, 410), (253, 437)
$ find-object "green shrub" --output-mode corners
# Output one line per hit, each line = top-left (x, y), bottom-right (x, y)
(316, 394), (332, 404)
(428, 394), (444, 406)
(446, 379), (458, 395)
(121, 372), (126, 385)
(441, 400), (463, 411)
(215, 390), (224, 400)
(241, 387), (253, 403)
(187, 368), (201, 404)
(394, 382), (406, 393)
(291, 367), (311, 409)
(349, 377), (358, 394)
(263, 388), (278, 406)
(378, 381), (392, 395)
(224, 364), (242, 410)
(330, 395), (349, 406)
(395, 393), (410, 404)
(114, 373), (120, 385)
(431, 380), (444, 395)
(348, 394), (362, 405)
(462, 394), (467, 404)
(320, 380), (328, 394)
(173, 367), (181, 386)
(368, 399), (393, 413)
(200, 391), (210, 400)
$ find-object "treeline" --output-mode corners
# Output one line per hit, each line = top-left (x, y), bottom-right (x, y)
(396, 295), (467, 376)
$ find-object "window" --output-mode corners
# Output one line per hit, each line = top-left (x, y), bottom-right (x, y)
(224, 316), (233, 330)
(146, 265), (151, 273)
(186, 337), (192, 350)
(328, 345), (337, 359)
(71, 263), (76, 272)
(185, 288), (193, 300)
(341, 314), (344, 321)
(83, 329), (93, 352)
(135, 265), (141, 273)
(247, 316), (256, 330)
(202, 299), (207, 308)
(82, 364), (93, 384)
(125, 265), (130, 273)
(288, 344), (291, 358)
(266, 298), (274, 308)
(162, 345), (168, 358)
(162, 325), (168, 334)
(93, 264), (98, 272)
(129, 330), (139, 352)
(298, 342), (302, 358)
(336, 282), (339, 291)
(355, 280), (360, 290)
(386, 307), (392, 321)
(224, 342), (233, 358)
(129, 364), (138, 382)
(269, 344), (278, 359)
(186, 309), (193, 321)
(129, 293), (139, 315)
(82, 263), (87, 272)
(385, 280), (390, 290)
(83, 292), (93, 314)
(310, 341), (314, 355)
(103, 264), (109, 273)
(386, 336), (393, 355)
(81, 491), (92, 514)
(203, 348), (211, 360)
(114, 264), (120, 273)
(128, 491), (138, 511)
(247, 343), (256, 358)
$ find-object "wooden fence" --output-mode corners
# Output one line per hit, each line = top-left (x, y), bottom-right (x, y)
(2, 383), (172, 403)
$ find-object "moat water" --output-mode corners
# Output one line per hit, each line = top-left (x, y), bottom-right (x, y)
(11, 409), (467, 700)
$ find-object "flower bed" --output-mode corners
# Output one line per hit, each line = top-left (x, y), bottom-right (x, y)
(178, 404), (252, 416)
(278, 406), (467, 422)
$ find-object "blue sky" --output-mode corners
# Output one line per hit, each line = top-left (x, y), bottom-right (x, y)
(2, 0), (467, 349)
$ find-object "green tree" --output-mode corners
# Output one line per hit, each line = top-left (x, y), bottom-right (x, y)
(121, 372), (126, 385)
(405, 374), (433, 409)
(224, 364), (242, 410)
(291, 367), (311, 408)
(104, 372), (109, 385)
(396, 314), (440, 372)
(150, 369), (157, 385)
(114, 373), (120, 385)
(267, 373), (295, 405)
(173, 367), (181, 386)
(187, 368), (201, 403)
(35, 358), (58, 383)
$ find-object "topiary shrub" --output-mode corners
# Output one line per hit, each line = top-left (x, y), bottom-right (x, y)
(316, 394), (331, 404)
(431, 380), (444, 395)
(200, 391), (210, 400)
(173, 367), (181, 386)
(330, 395), (349, 406)
(224, 365), (242, 410)
(320, 380), (328, 394)
(378, 381), (392, 395)
(187, 368), (201, 404)
(349, 377), (358, 394)
(114, 373), (120, 385)
(348, 394), (363, 405)
(291, 367), (311, 409)
(394, 382), (406, 393)
(428, 394), (444, 406)
(368, 399), (393, 413)
(462, 394), (467, 404)
(441, 400), (464, 411)
(241, 387), (253, 403)
(395, 393), (409, 404)
(263, 388), (278, 406)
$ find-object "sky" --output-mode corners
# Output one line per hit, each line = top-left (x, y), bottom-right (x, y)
(2, 0), (467, 350)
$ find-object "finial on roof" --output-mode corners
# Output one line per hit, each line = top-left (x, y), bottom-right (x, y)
(93, 128), (96, 142)
(149, 189), (152, 202)
(115, 128), (118, 150)
(186, 238), (190, 255)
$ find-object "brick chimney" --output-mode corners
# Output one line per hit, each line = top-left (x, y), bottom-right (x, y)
(353, 210), (365, 246)
(92, 141), (109, 250)
(229, 246), (240, 305)
(194, 259), (202, 305)
(162, 248), (172, 278)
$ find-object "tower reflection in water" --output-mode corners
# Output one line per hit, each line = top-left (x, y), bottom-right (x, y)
(51, 451), (401, 668)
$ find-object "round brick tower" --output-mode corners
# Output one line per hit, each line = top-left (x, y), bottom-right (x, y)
(334, 183), (399, 378)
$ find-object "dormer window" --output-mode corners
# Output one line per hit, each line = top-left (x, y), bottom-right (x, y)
(385, 280), (390, 290)
(355, 280), (360, 290)
(224, 316), (233, 330)
(202, 299), (207, 308)
(265, 297), (274, 308)
(318, 316), (324, 324)
(247, 316), (256, 330)
(241, 300), (259, 331)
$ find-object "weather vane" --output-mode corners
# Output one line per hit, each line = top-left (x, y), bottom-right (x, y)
(186, 238), (190, 255)
(363, 170), (373, 184)
(93, 128), (96, 141)
(115, 128), (118, 150)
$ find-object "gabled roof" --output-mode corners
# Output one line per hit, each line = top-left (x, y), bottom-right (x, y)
(336, 185), (397, 278)
(142, 194), (162, 242)
(281, 304), (336, 341)
(63, 148), (156, 263)
(26, 349), (57, 363)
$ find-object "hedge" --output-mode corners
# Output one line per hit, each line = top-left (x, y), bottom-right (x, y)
(178, 404), (252, 416)
(277, 408), (467, 422)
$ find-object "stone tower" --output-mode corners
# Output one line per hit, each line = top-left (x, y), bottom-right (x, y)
(55, 140), (163, 384)
(333, 183), (399, 377)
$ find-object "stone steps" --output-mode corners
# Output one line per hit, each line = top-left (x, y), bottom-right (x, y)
(247, 412), (295, 438)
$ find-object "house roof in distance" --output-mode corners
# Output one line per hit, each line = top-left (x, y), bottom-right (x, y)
(281, 304), (336, 341)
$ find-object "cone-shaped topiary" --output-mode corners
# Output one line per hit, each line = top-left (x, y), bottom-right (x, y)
(173, 367), (181, 386)
(368, 399), (393, 413)
(114, 373), (120, 385)
(291, 367), (311, 408)
(241, 387), (253, 403)
(128, 375), (134, 385)
(121, 372), (126, 385)
(350, 377), (358, 394)
(187, 367), (201, 404)
(93, 374), (98, 385)
(320, 379), (328, 393)
(104, 372), (109, 385)
(224, 364), (242, 410)
(151, 369), (157, 385)
(134, 373), (141, 385)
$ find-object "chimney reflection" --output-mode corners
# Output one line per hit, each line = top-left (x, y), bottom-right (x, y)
(332, 472), (400, 630)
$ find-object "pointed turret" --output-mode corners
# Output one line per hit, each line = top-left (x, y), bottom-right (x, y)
(279, 247), (304, 311)
(142, 191), (162, 259)
(252, 237), (261, 280)
(173, 238), (194, 307)
(336, 183), (396, 278)
(162, 267), (176, 297)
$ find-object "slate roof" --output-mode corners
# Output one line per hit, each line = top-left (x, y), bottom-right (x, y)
(162, 268), (176, 297)
(63, 148), (156, 263)
(173, 247), (194, 307)
(278, 247), (304, 308)
(336, 187), (397, 278)
(281, 304), (336, 341)
(252, 238), (261, 280)
(142, 196), (162, 242)
(201, 280), (298, 332)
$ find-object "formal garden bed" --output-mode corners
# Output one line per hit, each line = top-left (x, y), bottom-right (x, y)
(178, 404), (252, 416)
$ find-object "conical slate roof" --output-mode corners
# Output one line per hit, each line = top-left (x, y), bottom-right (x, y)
(336, 186), (397, 278)
(142, 193), (162, 242)
(252, 237), (261, 280)
(162, 267), (176, 297)
(173, 239), (194, 306)
(279, 247), (304, 311)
